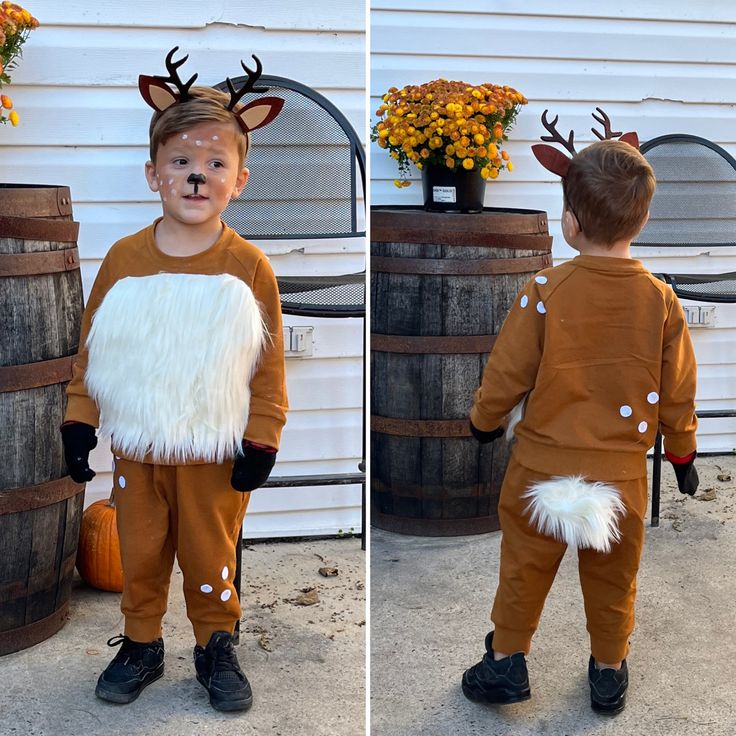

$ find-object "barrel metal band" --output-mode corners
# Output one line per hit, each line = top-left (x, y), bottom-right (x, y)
(371, 254), (551, 275)
(0, 355), (76, 393)
(0, 601), (70, 656)
(0, 185), (73, 218)
(371, 415), (470, 437)
(0, 476), (83, 514)
(0, 246), (80, 277)
(0, 215), (79, 245)
(371, 334), (496, 354)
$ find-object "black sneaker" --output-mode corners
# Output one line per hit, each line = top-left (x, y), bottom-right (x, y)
(95, 635), (164, 704)
(194, 631), (253, 712)
(588, 656), (628, 715)
(462, 632), (531, 704)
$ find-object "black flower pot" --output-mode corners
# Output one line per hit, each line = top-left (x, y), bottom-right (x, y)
(420, 164), (486, 213)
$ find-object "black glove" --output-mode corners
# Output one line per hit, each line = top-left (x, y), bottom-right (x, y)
(230, 441), (277, 492)
(60, 422), (98, 483)
(469, 420), (504, 444)
(668, 453), (699, 496)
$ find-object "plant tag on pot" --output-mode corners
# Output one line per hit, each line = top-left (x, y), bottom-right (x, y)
(433, 186), (456, 203)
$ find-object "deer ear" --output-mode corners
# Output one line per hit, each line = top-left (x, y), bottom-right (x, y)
(619, 131), (640, 150)
(139, 75), (179, 112)
(234, 96), (285, 134)
(532, 144), (571, 178)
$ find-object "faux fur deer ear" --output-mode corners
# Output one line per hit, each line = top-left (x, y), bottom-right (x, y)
(532, 107), (640, 178)
(139, 47), (197, 112)
(224, 55), (284, 135)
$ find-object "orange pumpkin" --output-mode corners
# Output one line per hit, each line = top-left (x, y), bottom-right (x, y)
(76, 494), (124, 592)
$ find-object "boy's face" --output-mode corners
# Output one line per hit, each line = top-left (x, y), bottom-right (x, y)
(145, 121), (248, 229)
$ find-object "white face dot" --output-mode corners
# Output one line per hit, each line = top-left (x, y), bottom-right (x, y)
(118, 475), (126, 489)
(638, 421), (648, 433)
(536, 301), (546, 314)
(181, 134), (188, 140)
(619, 405), (633, 418)
(221, 177), (226, 183)
(221, 566), (229, 580)
(220, 589), (232, 602)
(168, 179), (173, 185)
(535, 275), (548, 284)
(520, 295), (529, 308)
(200, 584), (213, 594)
(162, 197), (167, 202)
(647, 392), (659, 404)
(195, 140), (202, 146)
(212, 135), (219, 140)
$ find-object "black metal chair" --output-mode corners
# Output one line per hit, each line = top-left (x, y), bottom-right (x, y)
(632, 134), (736, 525)
(212, 75), (366, 640)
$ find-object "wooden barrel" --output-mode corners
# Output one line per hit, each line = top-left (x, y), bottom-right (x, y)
(371, 206), (553, 536)
(0, 184), (85, 655)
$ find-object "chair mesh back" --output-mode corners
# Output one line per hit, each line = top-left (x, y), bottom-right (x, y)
(635, 137), (736, 246)
(215, 77), (360, 239)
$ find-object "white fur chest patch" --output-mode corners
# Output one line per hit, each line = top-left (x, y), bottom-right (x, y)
(85, 272), (265, 463)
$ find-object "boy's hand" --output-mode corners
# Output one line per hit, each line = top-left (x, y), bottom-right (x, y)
(60, 422), (98, 483)
(231, 440), (277, 492)
(469, 420), (504, 444)
(665, 450), (699, 495)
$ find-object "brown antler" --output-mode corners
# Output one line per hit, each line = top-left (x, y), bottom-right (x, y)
(540, 109), (576, 155)
(226, 55), (268, 111)
(591, 107), (622, 140)
(153, 46), (198, 102)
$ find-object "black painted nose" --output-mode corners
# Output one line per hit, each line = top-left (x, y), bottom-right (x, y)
(187, 173), (206, 194)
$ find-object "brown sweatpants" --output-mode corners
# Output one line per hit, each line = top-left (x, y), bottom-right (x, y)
(491, 453), (648, 663)
(113, 457), (250, 646)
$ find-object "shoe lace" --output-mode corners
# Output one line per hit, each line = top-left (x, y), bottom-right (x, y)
(208, 637), (245, 682)
(106, 635), (143, 668)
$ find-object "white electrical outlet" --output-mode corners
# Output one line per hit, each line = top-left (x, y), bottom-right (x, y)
(283, 326), (314, 356)
(683, 305), (716, 328)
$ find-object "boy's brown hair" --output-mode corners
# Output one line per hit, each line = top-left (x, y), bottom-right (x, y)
(562, 139), (655, 246)
(148, 86), (249, 167)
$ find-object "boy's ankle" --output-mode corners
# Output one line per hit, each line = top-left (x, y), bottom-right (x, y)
(595, 659), (622, 671)
(493, 650), (511, 661)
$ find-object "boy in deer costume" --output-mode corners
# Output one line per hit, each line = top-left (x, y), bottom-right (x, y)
(60, 48), (287, 712)
(462, 110), (699, 715)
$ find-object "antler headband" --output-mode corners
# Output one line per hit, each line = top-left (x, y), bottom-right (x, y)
(138, 46), (284, 139)
(531, 107), (640, 178)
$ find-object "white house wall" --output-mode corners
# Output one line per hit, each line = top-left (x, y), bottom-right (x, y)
(2, 0), (366, 537)
(371, 1), (736, 453)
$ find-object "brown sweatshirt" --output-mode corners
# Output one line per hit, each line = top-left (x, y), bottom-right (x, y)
(470, 255), (698, 480)
(65, 220), (288, 456)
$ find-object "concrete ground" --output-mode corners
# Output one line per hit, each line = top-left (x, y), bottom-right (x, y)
(1, 537), (365, 736)
(371, 456), (736, 736)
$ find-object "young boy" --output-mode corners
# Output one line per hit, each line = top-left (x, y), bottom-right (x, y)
(462, 112), (699, 715)
(60, 48), (288, 712)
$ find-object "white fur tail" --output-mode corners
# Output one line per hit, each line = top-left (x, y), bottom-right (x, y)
(506, 396), (527, 441)
(522, 476), (626, 553)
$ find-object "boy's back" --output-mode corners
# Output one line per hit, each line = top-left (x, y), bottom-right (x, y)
(475, 254), (697, 480)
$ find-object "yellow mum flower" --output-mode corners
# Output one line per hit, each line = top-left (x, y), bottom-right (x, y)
(502, 150), (510, 161)
(378, 129), (389, 139)
(388, 136), (399, 146)
(1, 94), (11, 109)
(473, 133), (485, 145)
(487, 144), (498, 159)
(445, 157), (456, 169)
(489, 167), (499, 179)
(420, 148), (430, 158)
(462, 158), (474, 170)
(445, 144), (455, 156)
(507, 162), (514, 172)
(390, 151), (399, 160)
(9, 110), (19, 126)
(480, 168), (490, 179)
(416, 162), (424, 170)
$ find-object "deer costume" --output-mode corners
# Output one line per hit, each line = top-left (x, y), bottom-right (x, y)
(64, 48), (288, 648)
(469, 109), (698, 664)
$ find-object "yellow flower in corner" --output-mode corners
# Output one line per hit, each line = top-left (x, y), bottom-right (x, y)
(9, 110), (20, 126)
(506, 162), (514, 172)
